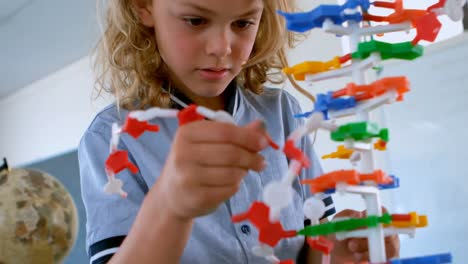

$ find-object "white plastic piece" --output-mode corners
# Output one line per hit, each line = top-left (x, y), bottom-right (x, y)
(305, 53), (381, 83)
(196, 106), (236, 124)
(322, 253), (331, 264)
(344, 139), (372, 151)
(252, 244), (275, 257)
(328, 90), (399, 119)
(349, 151), (362, 165)
(263, 181), (293, 222)
(303, 197), (326, 223)
(335, 182), (379, 195)
(104, 177), (128, 198)
(443, 0), (467, 21)
(129, 107), (179, 121)
(343, 7), (360, 15)
(384, 227), (416, 238)
(335, 227), (416, 241)
(323, 19), (412, 37)
(252, 244), (280, 263)
(288, 112), (337, 142)
(110, 123), (122, 153)
(283, 159), (303, 186)
(337, 181), (387, 263)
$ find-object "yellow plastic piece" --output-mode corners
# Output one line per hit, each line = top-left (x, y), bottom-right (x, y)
(386, 212), (428, 228)
(283, 56), (342, 81)
(322, 145), (354, 159)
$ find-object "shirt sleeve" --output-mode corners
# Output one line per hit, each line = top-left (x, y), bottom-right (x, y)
(78, 128), (146, 263)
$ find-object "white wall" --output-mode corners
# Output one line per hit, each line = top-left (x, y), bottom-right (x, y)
(0, 57), (111, 167)
(381, 33), (468, 261)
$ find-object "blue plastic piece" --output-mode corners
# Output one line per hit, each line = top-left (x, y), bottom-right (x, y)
(378, 175), (400, 190)
(294, 111), (313, 119)
(294, 92), (356, 120)
(322, 175), (400, 194)
(390, 253), (452, 264)
(277, 0), (370, 32)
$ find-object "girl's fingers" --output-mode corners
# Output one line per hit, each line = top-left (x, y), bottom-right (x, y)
(180, 120), (269, 153)
(191, 143), (266, 172)
(196, 166), (249, 187)
(385, 234), (400, 258)
(348, 238), (368, 253)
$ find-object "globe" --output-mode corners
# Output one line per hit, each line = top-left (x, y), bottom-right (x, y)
(0, 168), (78, 264)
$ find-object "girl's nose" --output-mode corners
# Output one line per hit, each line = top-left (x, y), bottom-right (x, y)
(205, 28), (232, 59)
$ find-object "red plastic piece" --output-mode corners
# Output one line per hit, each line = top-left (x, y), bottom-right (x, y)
(283, 140), (311, 169)
(372, 0), (401, 9)
(339, 53), (352, 64)
(307, 236), (335, 255)
(105, 150), (139, 175)
(364, 0), (428, 25)
(333, 77), (410, 102)
(391, 214), (412, 222)
(122, 117), (160, 139)
(412, 13), (442, 45)
(279, 260), (295, 264)
(177, 104), (205, 126)
(231, 202), (297, 247)
(265, 133), (280, 150)
(427, 0), (447, 12)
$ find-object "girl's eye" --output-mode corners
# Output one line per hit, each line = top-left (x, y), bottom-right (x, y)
(183, 17), (206, 26)
(233, 20), (254, 30)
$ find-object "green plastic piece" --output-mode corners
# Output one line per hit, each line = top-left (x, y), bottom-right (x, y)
(331, 122), (389, 142)
(352, 40), (424, 61)
(298, 214), (392, 237)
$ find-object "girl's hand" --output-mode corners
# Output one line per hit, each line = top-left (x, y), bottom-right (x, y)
(330, 209), (400, 262)
(154, 120), (269, 221)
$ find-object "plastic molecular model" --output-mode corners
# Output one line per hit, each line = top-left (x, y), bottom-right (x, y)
(103, 0), (465, 263)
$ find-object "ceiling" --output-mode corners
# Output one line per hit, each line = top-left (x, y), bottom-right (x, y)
(0, 0), (99, 98)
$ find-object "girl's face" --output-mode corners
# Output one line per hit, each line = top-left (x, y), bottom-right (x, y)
(138, 0), (264, 107)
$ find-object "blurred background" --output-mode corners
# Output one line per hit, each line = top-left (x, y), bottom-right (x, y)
(0, 0), (467, 262)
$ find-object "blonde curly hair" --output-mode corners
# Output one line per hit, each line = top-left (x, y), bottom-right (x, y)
(94, 0), (313, 110)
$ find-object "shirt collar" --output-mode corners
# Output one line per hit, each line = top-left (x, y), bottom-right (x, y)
(169, 80), (239, 116)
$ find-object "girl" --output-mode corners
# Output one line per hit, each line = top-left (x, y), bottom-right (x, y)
(79, 0), (399, 263)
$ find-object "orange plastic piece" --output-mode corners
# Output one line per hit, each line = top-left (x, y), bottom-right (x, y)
(283, 140), (311, 169)
(231, 202), (297, 247)
(301, 170), (360, 193)
(283, 57), (342, 81)
(105, 150), (139, 175)
(177, 104), (205, 126)
(122, 117), (160, 139)
(301, 169), (396, 193)
(322, 145), (354, 160)
(374, 139), (387, 151)
(360, 170), (393, 185)
(333, 76), (410, 102)
(307, 236), (334, 255)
